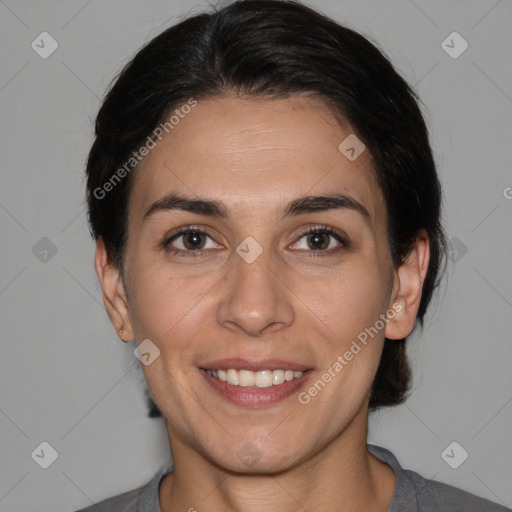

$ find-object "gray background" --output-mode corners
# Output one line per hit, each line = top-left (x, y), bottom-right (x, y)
(1, 0), (511, 510)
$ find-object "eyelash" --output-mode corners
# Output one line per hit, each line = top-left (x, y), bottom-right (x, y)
(160, 224), (348, 259)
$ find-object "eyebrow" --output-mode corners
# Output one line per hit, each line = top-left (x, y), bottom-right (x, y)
(143, 192), (371, 223)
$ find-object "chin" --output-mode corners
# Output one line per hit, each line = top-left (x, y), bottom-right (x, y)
(215, 452), (300, 475)
(201, 436), (306, 475)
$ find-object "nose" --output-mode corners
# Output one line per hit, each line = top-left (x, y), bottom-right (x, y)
(216, 246), (295, 337)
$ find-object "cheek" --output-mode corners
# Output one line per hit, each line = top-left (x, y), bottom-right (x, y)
(291, 260), (390, 339)
(127, 264), (237, 388)
(128, 239), (392, 356)
(128, 261), (216, 344)
(129, 265), (219, 417)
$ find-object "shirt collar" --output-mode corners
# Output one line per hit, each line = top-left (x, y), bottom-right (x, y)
(139, 445), (419, 512)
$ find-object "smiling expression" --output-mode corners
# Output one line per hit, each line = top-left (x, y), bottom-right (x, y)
(103, 93), (410, 473)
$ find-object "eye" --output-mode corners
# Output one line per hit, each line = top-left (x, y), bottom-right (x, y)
(290, 225), (348, 254)
(160, 225), (347, 258)
(161, 226), (223, 256)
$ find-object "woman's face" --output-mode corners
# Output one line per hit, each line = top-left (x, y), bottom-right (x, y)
(106, 94), (414, 472)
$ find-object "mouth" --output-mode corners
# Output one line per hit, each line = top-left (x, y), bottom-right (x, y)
(204, 368), (305, 387)
(198, 359), (314, 407)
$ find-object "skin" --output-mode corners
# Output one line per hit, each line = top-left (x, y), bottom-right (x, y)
(95, 94), (429, 512)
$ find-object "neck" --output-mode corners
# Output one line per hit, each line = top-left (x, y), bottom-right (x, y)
(159, 411), (395, 512)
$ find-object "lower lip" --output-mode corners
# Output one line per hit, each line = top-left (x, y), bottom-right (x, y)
(199, 369), (313, 407)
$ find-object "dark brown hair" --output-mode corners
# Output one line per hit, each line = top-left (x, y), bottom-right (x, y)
(85, 0), (447, 414)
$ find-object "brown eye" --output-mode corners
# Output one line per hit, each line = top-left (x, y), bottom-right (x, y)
(306, 232), (330, 250)
(182, 231), (207, 250)
(291, 226), (347, 254)
(161, 227), (223, 257)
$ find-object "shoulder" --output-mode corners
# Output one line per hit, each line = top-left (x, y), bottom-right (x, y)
(73, 459), (174, 512)
(406, 468), (510, 511)
(73, 486), (142, 512)
(367, 444), (510, 512)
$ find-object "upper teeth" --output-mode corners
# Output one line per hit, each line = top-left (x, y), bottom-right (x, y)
(205, 369), (304, 387)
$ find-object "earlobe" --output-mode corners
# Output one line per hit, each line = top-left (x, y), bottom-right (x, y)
(94, 237), (134, 342)
(385, 230), (430, 340)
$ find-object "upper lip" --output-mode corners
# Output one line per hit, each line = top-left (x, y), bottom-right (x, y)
(199, 358), (312, 372)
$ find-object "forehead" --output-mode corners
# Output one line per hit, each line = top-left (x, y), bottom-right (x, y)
(129, 94), (385, 225)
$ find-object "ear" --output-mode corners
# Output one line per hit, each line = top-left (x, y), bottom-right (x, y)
(385, 230), (430, 340)
(94, 237), (134, 342)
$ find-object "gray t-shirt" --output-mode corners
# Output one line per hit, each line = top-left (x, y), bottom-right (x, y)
(75, 444), (510, 511)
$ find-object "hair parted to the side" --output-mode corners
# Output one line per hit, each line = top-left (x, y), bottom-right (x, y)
(85, 0), (447, 416)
